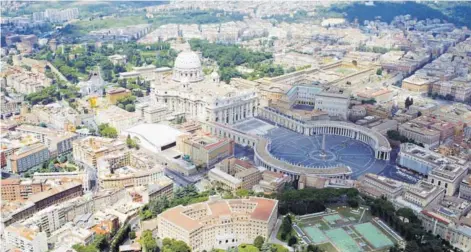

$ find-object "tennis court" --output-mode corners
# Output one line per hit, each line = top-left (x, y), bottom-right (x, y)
(304, 226), (328, 244)
(325, 228), (362, 252)
(354, 223), (394, 249)
(323, 214), (342, 223)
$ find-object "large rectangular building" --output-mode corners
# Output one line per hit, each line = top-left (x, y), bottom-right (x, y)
(398, 143), (469, 177)
(15, 125), (78, 156)
(398, 122), (441, 148)
(157, 196), (278, 251)
(0, 178), (50, 201)
(358, 173), (404, 200)
(427, 163), (467, 196)
(7, 143), (50, 174)
(72, 137), (126, 168)
(4, 223), (48, 252)
(403, 181), (445, 208)
(177, 134), (234, 168)
(314, 92), (350, 120)
(209, 158), (262, 192)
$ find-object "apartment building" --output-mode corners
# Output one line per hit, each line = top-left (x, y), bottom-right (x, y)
(16, 125), (78, 156)
(2, 183), (83, 227)
(72, 136), (126, 167)
(1, 178), (50, 201)
(5, 66), (52, 95)
(99, 168), (165, 190)
(7, 143), (49, 174)
(4, 223), (48, 252)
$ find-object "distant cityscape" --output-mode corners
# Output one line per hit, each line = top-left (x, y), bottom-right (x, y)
(1, 1), (471, 252)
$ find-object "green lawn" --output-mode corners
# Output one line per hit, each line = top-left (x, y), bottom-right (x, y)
(238, 244), (259, 252)
(71, 15), (150, 33)
(269, 244), (289, 252)
(317, 242), (338, 252)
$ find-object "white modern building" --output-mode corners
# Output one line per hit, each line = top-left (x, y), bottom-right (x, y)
(398, 143), (469, 178)
(152, 51), (258, 124)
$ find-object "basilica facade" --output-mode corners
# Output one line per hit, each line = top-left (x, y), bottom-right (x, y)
(152, 51), (258, 123)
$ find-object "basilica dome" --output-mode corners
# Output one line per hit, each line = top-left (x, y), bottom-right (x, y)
(172, 51), (204, 83)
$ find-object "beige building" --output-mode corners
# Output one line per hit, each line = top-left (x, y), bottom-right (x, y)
(209, 158), (262, 192)
(99, 168), (165, 189)
(72, 137), (126, 167)
(157, 196), (278, 251)
(399, 122), (441, 148)
(95, 105), (140, 134)
(5, 66), (52, 95)
(257, 170), (288, 193)
(427, 164), (467, 196)
(177, 134), (234, 168)
(358, 173), (404, 200)
(403, 180), (445, 208)
(106, 87), (131, 105)
(402, 75), (438, 93)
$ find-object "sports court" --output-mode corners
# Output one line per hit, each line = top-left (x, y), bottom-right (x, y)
(298, 207), (401, 252)
(304, 226), (328, 244)
(323, 214), (342, 223)
(326, 228), (362, 252)
(354, 223), (394, 249)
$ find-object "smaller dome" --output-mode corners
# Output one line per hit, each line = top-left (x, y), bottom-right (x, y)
(210, 71), (219, 78)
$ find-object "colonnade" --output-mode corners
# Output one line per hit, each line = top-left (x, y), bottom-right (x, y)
(202, 121), (258, 148)
(258, 107), (391, 161)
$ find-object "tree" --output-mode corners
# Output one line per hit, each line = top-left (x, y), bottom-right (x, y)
(236, 188), (250, 198)
(129, 231), (136, 240)
(405, 97), (410, 109)
(279, 215), (293, 241)
(98, 123), (118, 138)
(162, 238), (191, 252)
(376, 68), (383, 75)
(287, 236), (297, 246)
(405, 240), (419, 252)
(140, 230), (158, 252)
(253, 236), (264, 250)
(352, 60), (358, 67)
(125, 103), (135, 112)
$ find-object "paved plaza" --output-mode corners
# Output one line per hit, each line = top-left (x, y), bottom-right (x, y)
(265, 127), (388, 178)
